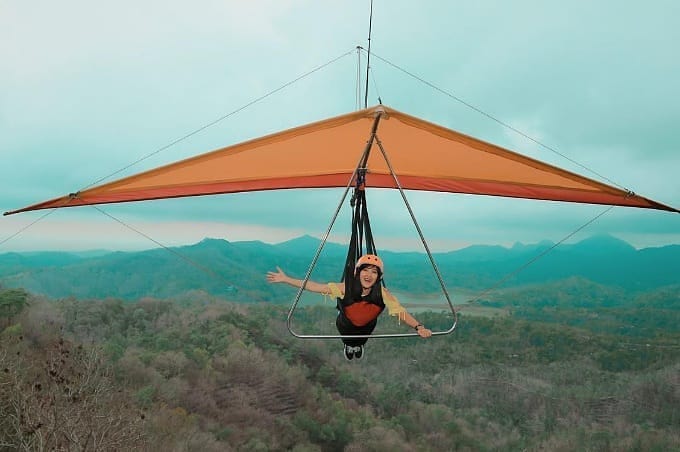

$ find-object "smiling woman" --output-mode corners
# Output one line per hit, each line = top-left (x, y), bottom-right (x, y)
(266, 253), (433, 362)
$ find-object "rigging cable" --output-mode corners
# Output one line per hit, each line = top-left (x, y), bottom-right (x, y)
(0, 209), (57, 248)
(462, 205), (616, 307)
(1, 49), (356, 251)
(90, 205), (236, 287)
(369, 65), (383, 105)
(80, 49), (356, 193)
(363, 49), (632, 193)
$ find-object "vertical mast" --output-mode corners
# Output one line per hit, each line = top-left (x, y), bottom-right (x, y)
(363, 0), (374, 108)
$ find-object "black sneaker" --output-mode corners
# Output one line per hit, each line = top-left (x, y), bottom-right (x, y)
(343, 344), (354, 361)
(353, 345), (364, 360)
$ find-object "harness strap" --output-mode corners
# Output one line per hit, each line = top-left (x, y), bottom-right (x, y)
(342, 170), (382, 293)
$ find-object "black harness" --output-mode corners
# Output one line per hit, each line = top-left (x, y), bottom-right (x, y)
(337, 169), (385, 313)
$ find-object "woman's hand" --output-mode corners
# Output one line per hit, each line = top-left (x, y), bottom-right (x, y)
(416, 326), (433, 338)
(266, 267), (288, 284)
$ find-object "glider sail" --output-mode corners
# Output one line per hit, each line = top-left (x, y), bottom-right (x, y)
(5, 105), (678, 215)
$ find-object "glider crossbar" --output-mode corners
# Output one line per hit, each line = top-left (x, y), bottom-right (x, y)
(286, 112), (458, 339)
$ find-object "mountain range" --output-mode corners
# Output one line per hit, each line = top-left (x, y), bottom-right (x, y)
(0, 234), (677, 302)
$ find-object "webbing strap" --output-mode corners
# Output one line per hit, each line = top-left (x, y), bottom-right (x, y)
(341, 172), (384, 309)
(342, 173), (378, 285)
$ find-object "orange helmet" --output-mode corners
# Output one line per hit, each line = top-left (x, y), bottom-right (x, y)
(355, 254), (384, 275)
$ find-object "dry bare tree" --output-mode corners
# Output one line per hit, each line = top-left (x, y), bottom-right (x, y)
(0, 335), (147, 451)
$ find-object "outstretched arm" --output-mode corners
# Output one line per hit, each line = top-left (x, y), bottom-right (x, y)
(383, 288), (433, 338)
(266, 267), (333, 294)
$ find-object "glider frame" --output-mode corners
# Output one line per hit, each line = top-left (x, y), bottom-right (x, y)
(286, 111), (458, 339)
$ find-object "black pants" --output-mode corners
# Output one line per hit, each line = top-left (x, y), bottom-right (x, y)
(336, 312), (377, 347)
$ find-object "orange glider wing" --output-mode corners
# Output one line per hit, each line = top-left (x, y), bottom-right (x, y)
(5, 105), (677, 215)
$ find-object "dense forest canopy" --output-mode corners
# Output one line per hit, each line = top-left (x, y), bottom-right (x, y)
(1, 283), (678, 451)
(1, 235), (678, 450)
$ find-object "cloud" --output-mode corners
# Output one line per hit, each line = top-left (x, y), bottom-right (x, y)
(1, 1), (678, 253)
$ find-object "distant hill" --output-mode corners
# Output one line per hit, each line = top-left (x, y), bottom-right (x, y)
(0, 234), (678, 302)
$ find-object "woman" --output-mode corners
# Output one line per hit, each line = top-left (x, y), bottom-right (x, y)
(266, 254), (432, 361)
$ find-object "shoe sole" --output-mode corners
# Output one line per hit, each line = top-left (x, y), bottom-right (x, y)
(343, 346), (354, 361)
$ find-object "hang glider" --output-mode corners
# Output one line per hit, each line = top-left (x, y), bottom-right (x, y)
(4, 105), (678, 215)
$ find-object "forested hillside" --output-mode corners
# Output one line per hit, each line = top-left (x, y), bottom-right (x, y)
(0, 235), (678, 303)
(1, 287), (678, 451)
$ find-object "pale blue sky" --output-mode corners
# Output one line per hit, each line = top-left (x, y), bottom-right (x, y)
(1, 1), (678, 252)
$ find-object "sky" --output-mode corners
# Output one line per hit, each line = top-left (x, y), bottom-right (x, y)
(1, 0), (679, 253)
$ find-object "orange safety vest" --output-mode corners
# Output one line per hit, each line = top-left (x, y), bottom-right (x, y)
(344, 300), (383, 327)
